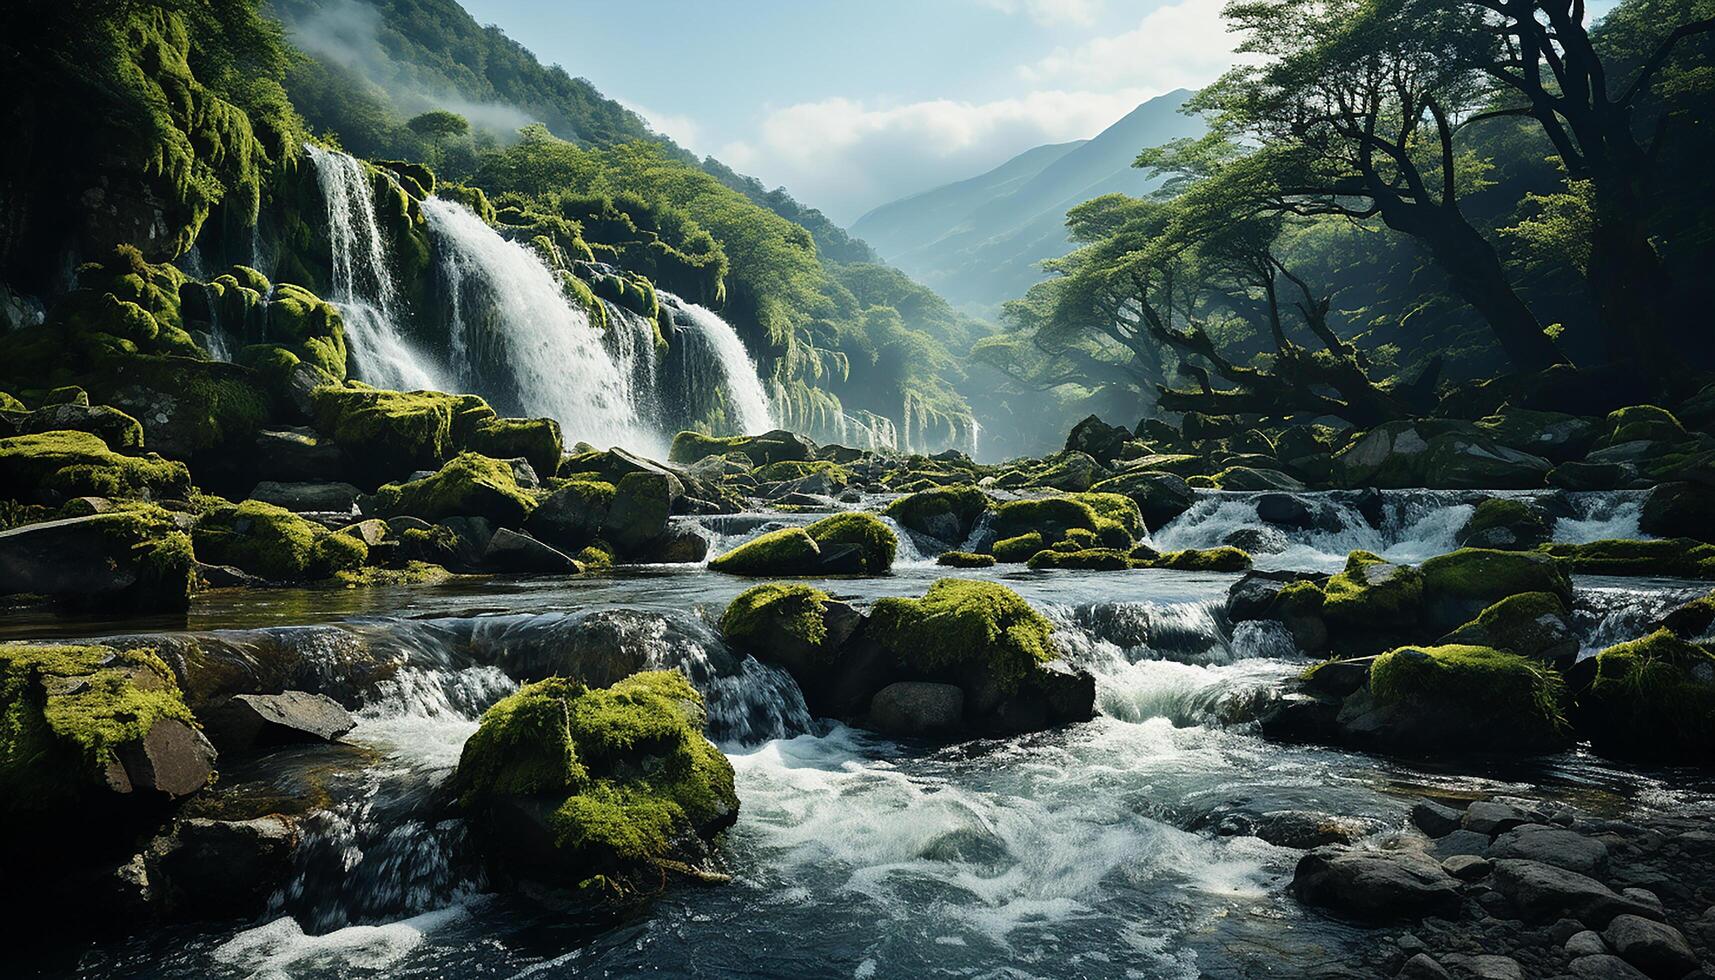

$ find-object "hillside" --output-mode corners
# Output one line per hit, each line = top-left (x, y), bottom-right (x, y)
(852, 90), (1203, 312)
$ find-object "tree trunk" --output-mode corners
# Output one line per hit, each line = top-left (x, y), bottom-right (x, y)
(1585, 172), (1695, 380)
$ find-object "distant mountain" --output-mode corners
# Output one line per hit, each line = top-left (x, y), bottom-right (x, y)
(851, 90), (1203, 312)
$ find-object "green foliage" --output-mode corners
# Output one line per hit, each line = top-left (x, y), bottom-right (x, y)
(1584, 629), (1715, 757)
(370, 452), (538, 526)
(1541, 538), (1715, 578)
(1420, 548), (1572, 603)
(1322, 551), (1424, 626)
(869, 579), (1058, 694)
(719, 583), (832, 654)
(991, 532), (1047, 564)
(0, 430), (191, 502)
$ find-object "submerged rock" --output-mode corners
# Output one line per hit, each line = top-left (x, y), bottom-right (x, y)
(1457, 498), (1553, 550)
(884, 484), (989, 546)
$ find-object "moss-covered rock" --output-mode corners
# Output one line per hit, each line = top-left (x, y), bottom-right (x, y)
(1596, 404), (1685, 448)
(753, 459), (851, 489)
(1419, 548), (1573, 629)
(1321, 551), (1423, 629)
(868, 579), (1056, 697)
(14, 402), (145, 450)
(192, 500), (368, 581)
(1345, 644), (1569, 753)
(1135, 546), (1253, 572)
(992, 497), (1099, 543)
(709, 513), (896, 576)
(884, 485), (991, 545)
(1639, 482), (1715, 542)
(311, 385), (459, 484)
(1, 642), (214, 826)
(0, 430), (190, 502)
(462, 417), (564, 482)
(1068, 492), (1146, 543)
(1438, 592), (1579, 664)
(717, 583), (870, 704)
(525, 481), (615, 553)
(369, 453), (537, 528)
(1088, 469), (1196, 529)
(937, 551), (997, 568)
(1026, 548), (1135, 571)
(448, 671), (737, 892)
(1456, 498), (1552, 550)
(668, 430), (812, 467)
(0, 506), (196, 611)
(991, 531), (1046, 564)
(1578, 630), (1715, 759)
(1540, 538), (1715, 578)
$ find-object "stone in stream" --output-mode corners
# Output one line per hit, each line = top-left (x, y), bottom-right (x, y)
(249, 480), (362, 513)
(144, 816), (299, 920)
(483, 526), (582, 574)
(1463, 800), (1536, 835)
(1440, 954), (1524, 980)
(868, 682), (965, 737)
(1488, 825), (1609, 877)
(1489, 859), (1660, 927)
(204, 691), (355, 751)
(1441, 854), (1492, 881)
(1567, 955), (1651, 979)
(1398, 953), (1453, 980)
(1566, 930), (1609, 956)
(1601, 914), (1699, 979)
(1427, 830), (1492, 861)
(1411, 799), (1465, 838)
(1290, 846), (1461, 921)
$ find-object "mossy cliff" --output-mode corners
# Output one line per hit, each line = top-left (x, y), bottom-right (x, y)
(449, 671), (738, 893)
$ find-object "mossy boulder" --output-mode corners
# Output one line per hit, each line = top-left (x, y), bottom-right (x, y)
(1439, 592), (1579, 665)
(1577, 630), (1715, 760)
(95, 356), (273, 460)
(718, 583), (878, 714)
(992, 497), (1104, 546)
(1135, 546), (1253, 573)
(1321, 551), (1423, 631)
(991, 531), (1046, 564)
(1457, 498), (1552, 550)
(1596, 405), (1685, 448)
(192, 500), (368, 582)
(1064, 415), (1133, 464)
(1541, 538), (1715, 578)
(1088, 469), (1196, 529)
(1215, 466), (1306, 492)
(0, 430), (190, 503)
(448, 671), (738, 893)
(995, 450), (1107, 492)
(868, 579), (1091, 729)
(0, 506), (196, 611)
(709, 513), (896, 576)
(1419, 548), (1573, 630)
(1027, 548), (1136, 571)
(369, 453), (537, 528)
(311, 385), (460, 485)
(937, 551), (997, 568)
(668, 429), (813, 467)
(754, 459), (850, 489)
(884, 485), (990, 545)
(1, 643), (215, 832)
(462, 417), (564, 482)
(1640, 482), (1715, 542)
(14, 402), (145, 450)
(525, 481), (615, 553)
(1068, 492), (1146, 543)
(1475, 409), (1596, 463)
(1339, 644), (1569, 753)
(604, 471), (678, 558)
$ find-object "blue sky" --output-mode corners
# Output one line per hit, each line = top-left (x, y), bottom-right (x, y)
(458, 0), (1625, 224)
(459, 0), (1241, 222)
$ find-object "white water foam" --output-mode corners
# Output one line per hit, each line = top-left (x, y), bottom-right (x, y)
(671, 297), (776, 435)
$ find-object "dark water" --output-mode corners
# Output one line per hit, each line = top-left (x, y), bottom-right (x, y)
(17, 492), (1715, 979)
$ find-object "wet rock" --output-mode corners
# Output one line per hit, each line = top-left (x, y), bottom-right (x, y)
(249, 480), (362, 513)
(1428, 830), (1493, 861)
(652, 524), (709, 563)
(525, 479), (614, 553)
(1222, 526), (1288, 554)
(1456, 498), (1552, 550)
(1291, 846), (1461, 921)
(1256, 492), (1315, 529)
(1302, 659), (1369, 699)
(1065, 414), (1132, 465)
(1398, 953), (1453, 979)
(1489, 825), (1609, 877)
(1465, 801), (1535, 835)
(605, 471), (679, 556)
(868, 682), (964, 737)
(1602, 914), (1698, 978)
(1438, 592), (1579, 665)
(205, 691), (354, 752)
(1439, 954), (1523, 980)
(1490, 859), (1659, 927)
(1411, 799), (1465, 838)
(1568, 954), (1650, 979)
(1640, 482), (1715, 543)
(1550, 461), (1642, 491)
(1088, 469), (1195, 529)
(1201, 806), (1383, 849)
(1218, 467), (1305, 491)
(1567, 930), (1609, 956)
(1441, 854), (1491, 881)
(0, 510), (195, 611)
(251, 426), (344, 482)
(145, 816), (298, 920)
(483, 527), (582, 574)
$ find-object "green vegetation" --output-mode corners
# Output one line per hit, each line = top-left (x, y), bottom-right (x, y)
(1420, 549), (1573, 605)
(868, 579), (1058, 694)
(1370, 644), (1568, 746)
(193, 500), (367, 580)
(1322, 552), (1423, 627)
(1582, 630), (1715, 758)
(709, 513), (896, 576)
(371, 453), (538, 527)
(936, 551), (997, 568)
(1542, 538), (1715, 578)
(718, 583), (832, 656)
(0, 430), (191, 501)
(1136, 547), (1253, 572)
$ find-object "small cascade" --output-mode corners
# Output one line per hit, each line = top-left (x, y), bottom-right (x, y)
(665, 295), (775, 435)
(602, 300), (663, 430)
(303, 145), (443, 391)
(421, 196), (655, 453)
(1573, 584), (1702, 656)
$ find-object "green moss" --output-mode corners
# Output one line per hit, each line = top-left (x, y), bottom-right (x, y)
(709, 513), (895, 576)
(451, 671), (737, 878)
(1026, 548), (1135, 571)
(330, 561), (454, 588)
(1598, 404), (1685, 446)
(1322, 551), (1424, 627)
(936, 551), (997, 568)
(1, 643), (200, 814)
(576, 541), (616, 569)
(884, 485), (990, 540)
(992, 497), (1099, 544)
(1370, 644), (1567, 743)
(668, 431), (748, 464)
(807, 512), (896, 573)
(1137, 547), (1253, 572)
(991, 531), (1046, 564)
(370, 453), (538, 527)
(1540, 538), (1715, 578)
(868, 579), (1057, 694)
(311, 385), (461, 479)
(462, 416), (564, 479)
(193, 500), (367, 581)
(1068, 492), (1145, 543)
(1459, 498), (1552, 549)
(0, 430), (190, 501)
(1583, 630), (1715, 757)
(1441, 592), (1570, 657)
(1421, 548), (1572, 602)
(753, 459), (851, 487)
(719, 583), (831, 655)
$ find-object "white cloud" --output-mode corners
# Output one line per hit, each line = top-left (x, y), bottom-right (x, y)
(979, 0), (1105, 27)
(620, 100), (704, 155)
(1022, 0), (1237, 90)
(724, 89), (1156, 223)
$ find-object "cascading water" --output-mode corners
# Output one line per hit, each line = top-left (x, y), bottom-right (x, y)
(602, 300), (663, 431)
(303, 145), (444, 391)
(666, 296), (776, 435)
(421, 196), (657, 454)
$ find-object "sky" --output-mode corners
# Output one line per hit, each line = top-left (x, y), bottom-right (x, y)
(457, 0), (1244, 224)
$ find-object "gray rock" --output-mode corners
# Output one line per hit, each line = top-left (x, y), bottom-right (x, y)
(146, 815), (298, 920)
(868, 682), (964, 737)
(1427, 829), (1492, 861)
(252, 426), (344, 482)
(1619, 888), (1665, 919)
(1440, 954), (1522, 980)
(1441, 854), (1491, 881)
(1603, 914), (1698, 978)
(1568, 955), (1650, 979)
(1490, 859), (1659, 927)
(1411, 799), (1465, 838)
(1397, 953), (1452, 979)
(206, 691), (355, 751)
(1464, 801), (1533, 835)
(1567, 930), (1609, 957)
(1489, 825), (1609, 876)
(483, 527), (581, 574)
(249, 480), (362, 513)
(1290, 846), (1461, 921)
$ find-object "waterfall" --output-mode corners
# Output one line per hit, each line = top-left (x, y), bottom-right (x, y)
(304, 145), (444, 392)
(420, 196), (656, 454)
(668, 297), (776, 435)
(602, 300), (662, 432)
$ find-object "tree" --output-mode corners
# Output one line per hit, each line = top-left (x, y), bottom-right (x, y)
(1176, 0), (1568, 373)
(407, 109), (471, 142)
(1459, 0), (1715, 375)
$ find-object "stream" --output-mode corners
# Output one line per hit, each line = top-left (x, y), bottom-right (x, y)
(19, 489), (1715, 979)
